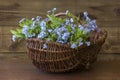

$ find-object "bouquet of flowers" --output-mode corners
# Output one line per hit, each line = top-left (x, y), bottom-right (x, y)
(11, 8), (100, 49)
(11, 8), (107, 72)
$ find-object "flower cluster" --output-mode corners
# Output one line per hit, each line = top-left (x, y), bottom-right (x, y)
(11, 8), (98, 49)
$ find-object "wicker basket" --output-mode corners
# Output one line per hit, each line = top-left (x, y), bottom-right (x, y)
(26, 13), (107, 72)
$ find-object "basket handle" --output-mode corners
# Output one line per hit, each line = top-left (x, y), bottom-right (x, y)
(55, 12), (78, 19)
(55, 12), (67, 17)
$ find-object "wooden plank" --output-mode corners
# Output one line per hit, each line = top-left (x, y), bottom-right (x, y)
(1, 26), (119, 53)
(0, 53), (120, 80)
(0, 35), (26, 52)
(0, 0), (119, 53)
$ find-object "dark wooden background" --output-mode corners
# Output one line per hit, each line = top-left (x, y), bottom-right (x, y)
(0, 0), (120, 53)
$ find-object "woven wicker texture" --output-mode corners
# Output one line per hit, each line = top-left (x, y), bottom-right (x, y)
(26, 30), (107, 72)
(26, 13), (107, 72)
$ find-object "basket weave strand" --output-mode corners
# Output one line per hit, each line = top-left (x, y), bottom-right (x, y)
(26, 30), (107, 72)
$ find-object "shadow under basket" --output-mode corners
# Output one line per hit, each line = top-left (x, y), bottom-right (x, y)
(26, 30), (107, 73)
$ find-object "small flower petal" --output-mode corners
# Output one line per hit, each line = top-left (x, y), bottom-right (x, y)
(12, 35), (16, 42)
(66, 10), (69, 15)
(53, 8), (56, 11)
(43, 44), (47, 49)
(19, 18), (26, 24)
(70, 18), (74, 23)
(86, 41), (91, 46)
(71, 43), (77, 48)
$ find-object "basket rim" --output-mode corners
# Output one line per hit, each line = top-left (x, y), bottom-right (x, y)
(26, 30), (107, 52)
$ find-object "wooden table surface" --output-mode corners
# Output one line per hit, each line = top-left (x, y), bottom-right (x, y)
(0, 53), (120, 80)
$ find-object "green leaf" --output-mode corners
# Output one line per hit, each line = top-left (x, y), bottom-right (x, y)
(17, 29), (22, 33)
(10, 30), (18, 35)
(15, 33), (25, 38)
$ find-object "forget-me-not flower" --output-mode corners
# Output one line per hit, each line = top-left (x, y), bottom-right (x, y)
(12, 35), (16, 42)
(43, 43), (47, 49)
(22, 25), (29, 37)
(85, 41), (91, 46)
(84, 11), (91, 22)
(40, 21), (46, 31)
(70, 18), (74, 23)
(62, 32), (70, 41)
(38, 31), (47, 39)
(71, 43), (77, 48)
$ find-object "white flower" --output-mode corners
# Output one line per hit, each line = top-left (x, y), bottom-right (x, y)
(19, 18), (25, 24)
(66, 10), (69, 15)
(86, 41), (91, 46)
(70, 18), (74, 23)
(53, 8), (56, 11)
(12, 35), (16, 42)
(48, 29), (52, 33)
(84, 11), (88, 17)
(47, 10), (51, 14)
(31, 18), (35, 21)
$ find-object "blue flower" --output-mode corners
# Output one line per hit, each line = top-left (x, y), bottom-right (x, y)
(84, 11), (91, 22)
(28, 33), (35, 38)
(71, 43), (77, 48)
(62, 32), (70, 41)
(78, 42), (83, 46)
(40, 21), (46, 31)
(31, 21), (36, 29)
(84, 28), (91, 34)
(12, 35), (16, 42)
(79, 25), (84, 30)
(36, 16), (41, 21)
(40, 21), (46, 27)
(44, 18), (49, 22)
(22, 25), (29, 37)
(65, 19), (70, 25)
(38, 31), (47, 39)
(43, 44), (47, 49)
(55, 27), (68, 35)
(85, 41), (91, 46)
(89, 20), (98, 29)
(70, 24), (76, 34)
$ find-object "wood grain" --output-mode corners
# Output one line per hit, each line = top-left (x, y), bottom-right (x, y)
(0, 0), (120, 53)
(0, 53), (120, 80)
